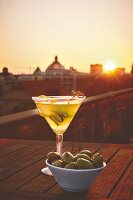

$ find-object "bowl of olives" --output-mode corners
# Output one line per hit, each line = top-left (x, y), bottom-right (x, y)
(46, 150), (106, 192)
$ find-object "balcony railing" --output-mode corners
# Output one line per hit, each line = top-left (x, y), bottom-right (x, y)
(0, 87), (133, 143)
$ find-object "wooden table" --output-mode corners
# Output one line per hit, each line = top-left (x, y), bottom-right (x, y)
(0, 139), (132, 200)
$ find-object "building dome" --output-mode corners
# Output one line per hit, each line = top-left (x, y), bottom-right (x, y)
(3, 67), (8, 73)
(2, 67), (10, 76)
(45, 56), (65, 72)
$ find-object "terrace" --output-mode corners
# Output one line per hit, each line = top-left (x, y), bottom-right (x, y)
(0, 88), (133, 200)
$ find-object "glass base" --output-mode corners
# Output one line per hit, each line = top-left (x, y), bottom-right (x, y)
(41, 167), (53, 176)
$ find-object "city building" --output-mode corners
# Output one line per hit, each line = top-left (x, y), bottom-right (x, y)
(33, 66), (44, 80)
(0, 67), (11, 77)
(0, 67), (15, 81)
(90, 64), (103, 75)
(0, 89), (31, 115)
(115, 67), (125, 75)
(44, 56), (77, 93)
(19, 79), (64, 96)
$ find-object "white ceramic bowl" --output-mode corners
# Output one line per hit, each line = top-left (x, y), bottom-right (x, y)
(46, 159), (106, 192)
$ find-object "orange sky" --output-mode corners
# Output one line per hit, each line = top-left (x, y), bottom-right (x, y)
(0, 0), (133, 74)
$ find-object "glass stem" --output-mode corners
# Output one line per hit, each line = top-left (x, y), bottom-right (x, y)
(56, 134), (63, 155)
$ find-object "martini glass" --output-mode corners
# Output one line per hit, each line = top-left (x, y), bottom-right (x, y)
(32, 95), (85, 175)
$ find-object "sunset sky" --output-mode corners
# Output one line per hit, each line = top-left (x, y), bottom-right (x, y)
(0, 0), (133, 74)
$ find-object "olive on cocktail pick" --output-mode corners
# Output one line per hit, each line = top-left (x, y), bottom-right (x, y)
(76, 158), (94, 169)
(52, 159), (64, 168)
(61, 152), (75, 164)
(91, 152), (103, 168)
(79, 150), (92, 157)
(47, 152), (61, 163)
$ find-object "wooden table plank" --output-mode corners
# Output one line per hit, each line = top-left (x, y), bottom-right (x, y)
(87, 149), (133, 198)
(97, 146), (119, 163)
(0, 144), (86, 192)
(0, 143), (66, 191)
(0, 145), (45, 168)
(0, 191), (112, 200)
(0, 139), (16, 150)
(0, 144), (80, 191)
(0, 144), (28, 158)
(0, 145), (53, 181)
(0, 159), (45, 192)
(110, 161), (133, 200)
(20, 174), (56, 193)
(1, 138), (133, 149)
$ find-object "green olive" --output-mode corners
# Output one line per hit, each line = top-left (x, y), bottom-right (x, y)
(91, 153), (103, 168)
(49, 112), (64, 126)
(61, 112), (68, 118)
(65, 162), (77, 169)
(52, 159), (64, 168)
(47, 150), (104, 170)
(51, 112), (63, 122)
(79, 150), (92, 157)
(76, 158), (94, 169)
(61, 152), (75, 164)
(47, 152), (61, 163)
(74, 154), (91, 161)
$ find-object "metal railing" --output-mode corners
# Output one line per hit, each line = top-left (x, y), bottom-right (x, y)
(75, 87), (133, 143)
(0, 87), (133, 143)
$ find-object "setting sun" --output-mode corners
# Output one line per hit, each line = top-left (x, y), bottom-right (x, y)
(104, 61), (117, 73)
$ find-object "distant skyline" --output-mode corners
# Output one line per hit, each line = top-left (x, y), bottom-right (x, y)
(0, 0), (133, 74)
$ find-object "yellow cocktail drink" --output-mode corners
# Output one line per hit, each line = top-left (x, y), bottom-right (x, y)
(35, 97), (81, 135)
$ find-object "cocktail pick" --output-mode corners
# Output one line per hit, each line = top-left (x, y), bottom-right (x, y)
(99, 121), (110, 154)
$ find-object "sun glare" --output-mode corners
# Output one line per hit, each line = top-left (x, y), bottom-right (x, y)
(104, 61), (116, 73)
